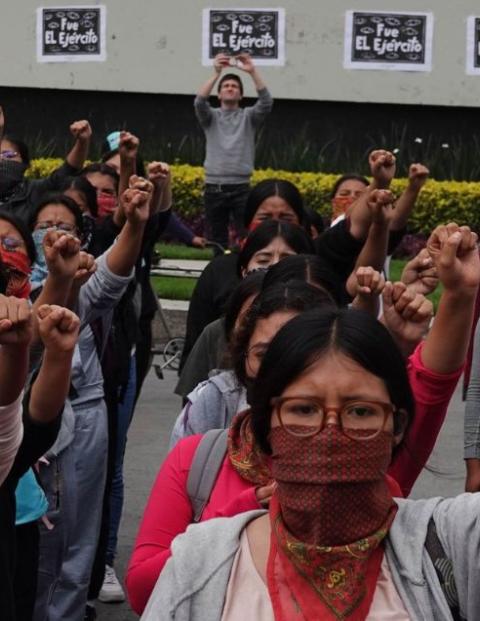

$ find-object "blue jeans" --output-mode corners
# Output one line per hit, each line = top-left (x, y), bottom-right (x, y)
(105, 354), (137, 566)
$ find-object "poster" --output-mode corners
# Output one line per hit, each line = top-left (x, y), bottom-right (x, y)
(36, 6), (106, 62)
(466, 16), (480, 75)
(344, 10), (433, 71)
(202, 8), (285, 66)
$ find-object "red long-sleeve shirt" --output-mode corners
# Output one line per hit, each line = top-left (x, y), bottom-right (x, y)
(126, 342), (462, 615)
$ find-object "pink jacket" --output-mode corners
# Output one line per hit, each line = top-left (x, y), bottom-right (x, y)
(126, 342), (462, 614)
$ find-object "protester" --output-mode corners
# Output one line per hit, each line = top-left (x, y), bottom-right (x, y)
(143, 300), (480, 620)
(195, 52), (273, 250)
(31, 179), (153, 621)
(0, 107), (91, 222)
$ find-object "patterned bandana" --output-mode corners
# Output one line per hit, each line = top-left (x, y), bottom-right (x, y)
(227, 410), (271, 486)
(331, 196), (356, 221)
(0, 247), (31, 298)
(267, 426), (397, 620)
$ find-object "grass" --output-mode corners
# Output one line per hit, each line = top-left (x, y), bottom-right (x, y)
(151, 253), (443, 310)
(155, 243), (213, 261)
(151, 275), (197, 300)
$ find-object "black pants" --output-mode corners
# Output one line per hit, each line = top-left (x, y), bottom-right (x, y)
(14, 521), (40, 621)
(204, 184), (249, 252)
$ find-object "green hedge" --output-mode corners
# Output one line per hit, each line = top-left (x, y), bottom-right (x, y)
(27, 159), (480, 233)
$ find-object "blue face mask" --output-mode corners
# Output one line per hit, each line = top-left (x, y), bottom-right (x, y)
(30, 228), (49, 290)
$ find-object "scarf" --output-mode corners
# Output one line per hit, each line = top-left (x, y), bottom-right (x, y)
(0, 247), (31, 298)
(30, 228), (49, 290)
(227, 410), (271, 486)
(331, 196), (356, 221)
(267, 426), (397, 621)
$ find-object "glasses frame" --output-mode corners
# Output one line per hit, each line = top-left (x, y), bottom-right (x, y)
(271, 395), (395, 441)
(35, 221), (78, 235)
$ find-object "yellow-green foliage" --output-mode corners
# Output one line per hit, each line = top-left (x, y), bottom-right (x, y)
(26, 159), (480, 233)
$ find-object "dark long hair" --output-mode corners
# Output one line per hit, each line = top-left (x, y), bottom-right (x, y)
(81, 162), (120, 192)
(29, 193), (85, 235)
(261, 254), (341, 306)
(237, 220), (313, 276)
(59, 176), (99, 217)
(244, 179), (305, 228)
(330, 174), (369, 199)
(223, 270), (265, 343)
(249, 308), (415, 454)
(232, 281), (337, 387)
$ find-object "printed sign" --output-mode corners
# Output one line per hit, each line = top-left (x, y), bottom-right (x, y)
(36, 6), (106, 62)
(202, 8), (285, 66)
(344, 11), (433, 71)
(466, 16), (480, 75)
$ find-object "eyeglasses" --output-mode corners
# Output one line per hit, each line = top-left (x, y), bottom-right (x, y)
(271, 396), (395, 440)
(35, 221), (77, 234)
(0, 236), (24, 252)
(0, 150), (19, 160)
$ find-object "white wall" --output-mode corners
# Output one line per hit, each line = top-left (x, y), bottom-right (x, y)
(1, 0), (480, 106)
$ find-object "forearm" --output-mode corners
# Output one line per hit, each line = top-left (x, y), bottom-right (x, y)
(347, 190), (373, 240)
(65, 139), (90, 170)
(0, 344), (29, 405)
(422, 289), (477, 373)
(151, 178), (172, 216)
(197, 73), (219, 98)
(390, 185), (419, 231)
(251, 69), (266, 91)
(106, 220), (146, 276)
(114, 157), (137, 227)
(31, 276), (72, 341)
(29, 348), (73, 423)
(346, 222), (389, 297)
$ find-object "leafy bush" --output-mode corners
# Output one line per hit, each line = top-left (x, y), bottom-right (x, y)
(27, 159), (480, 234)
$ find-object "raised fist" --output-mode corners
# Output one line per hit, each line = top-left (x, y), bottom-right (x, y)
(147, 161), (170, 185)
(0, 295), (33, 346)
(43, 230), (81, 280)
(408, 163), (429, 193)
(70, 120), (92, 142)
(401, 248), (438, 296)
(119, 131), (140, 161)
(37, 305), (80, 353)
(367, 188), (394, 223)
(122, 175), (153, 225)
(369, 149), (396, 188)
(73, 251), (97, 288)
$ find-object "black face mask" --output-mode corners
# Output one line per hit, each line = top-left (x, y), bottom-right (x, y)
(81, 213), (96, 252)
(0, 159), (27, 201)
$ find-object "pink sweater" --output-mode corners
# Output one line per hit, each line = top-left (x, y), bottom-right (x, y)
(126, 343), (461, 614)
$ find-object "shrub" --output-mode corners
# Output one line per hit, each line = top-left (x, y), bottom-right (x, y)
(27, 159), (480, 234)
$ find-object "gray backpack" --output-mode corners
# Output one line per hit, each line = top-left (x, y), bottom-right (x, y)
(186, 429), (228, 521)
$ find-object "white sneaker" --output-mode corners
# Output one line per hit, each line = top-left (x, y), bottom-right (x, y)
(98, 564), (126, 603)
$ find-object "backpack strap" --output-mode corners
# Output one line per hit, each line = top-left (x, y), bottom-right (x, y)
(187, 429), (228, 522)
(425, 518), (463, 621)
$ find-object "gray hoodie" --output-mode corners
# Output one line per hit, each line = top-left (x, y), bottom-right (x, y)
(141, 494), (480, 620)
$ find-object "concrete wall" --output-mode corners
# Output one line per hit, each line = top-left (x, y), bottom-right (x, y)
(1, 1), (480, 106)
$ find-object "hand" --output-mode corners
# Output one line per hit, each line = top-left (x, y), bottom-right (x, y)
(147, 161), (170, 185)
(69, 120), (92, 143)
(0, 295), (32, 346)
(43, 230), (81, 280)
(354, 266), (385, 298)
(369, 149), (396, 188)
(255, 481), (277, 508)
(213, 53), (230, 74)
(37, 304), (80, 353)
(381, 281), (433, 351)
(236, 53), (255, 73)
(73, 251), (97, 288)
(119, 131), (140, 161)
(408, 163), (430, 193)
(191, 236), (207, 248)
(401, 248), (439, 296)
(122, 175), (153, 225)
(426, 223), (480, 293)
(367, 189), (394, 223)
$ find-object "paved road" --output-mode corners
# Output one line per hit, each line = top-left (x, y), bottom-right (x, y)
(96, 367), (467, 619)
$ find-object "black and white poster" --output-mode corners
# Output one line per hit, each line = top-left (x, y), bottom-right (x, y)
(202, 8), (285, 66)
(36, 6), (106, 62)
(344, 11), (433, 71)
(466, 16), (480, 75)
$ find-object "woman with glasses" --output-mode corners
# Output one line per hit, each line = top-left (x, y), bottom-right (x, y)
(143, 233), (480, 621)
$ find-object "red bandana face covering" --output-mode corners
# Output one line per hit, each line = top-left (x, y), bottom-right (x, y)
(227, 410), (271, 486)
(0, 248), (31, 298)
(331, 196), (356, 221)
(267, 425), (397, 621)
(96, 193), (117, 220)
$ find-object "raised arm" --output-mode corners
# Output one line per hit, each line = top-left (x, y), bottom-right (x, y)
(113, 131), (139, 228)
(423, 223), (480, 373)
(147, 161), (172, 216)
(346, 189), (392, 297)
(29, 305), (79, 423)
(390, 163), (429, 232)
(65, 120), (92, 170)
(106, 175), (152, 276)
